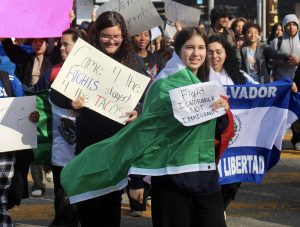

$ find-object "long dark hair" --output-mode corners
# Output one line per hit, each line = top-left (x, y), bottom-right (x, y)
(174, 27), (209, 82)
(95, 11), (132, 65)
(267, 22), (282, 45)
(207, 35), (246, 84)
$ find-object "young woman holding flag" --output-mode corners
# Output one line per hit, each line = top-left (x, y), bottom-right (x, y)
(129, 27), (234, 227)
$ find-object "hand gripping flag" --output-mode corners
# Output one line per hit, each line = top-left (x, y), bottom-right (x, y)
(60, 53), (234, 203)
(218, 77), (300, 185)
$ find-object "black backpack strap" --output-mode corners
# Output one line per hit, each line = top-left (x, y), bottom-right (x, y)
(277, 36), (282, 51)
(0, 71), (13, 97)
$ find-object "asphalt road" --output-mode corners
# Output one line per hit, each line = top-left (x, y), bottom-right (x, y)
(10, 137), (300, 227)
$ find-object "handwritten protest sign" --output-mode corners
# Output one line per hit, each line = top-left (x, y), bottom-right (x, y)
(76, 0), (94, 24)
(51, 38), (151, 124)
(165, 0), (201, 27)
(0, 96), (36, 152)
(96, 0), (164, 36)
(169, 81), (226, 126)
(0, 0), (72, 38)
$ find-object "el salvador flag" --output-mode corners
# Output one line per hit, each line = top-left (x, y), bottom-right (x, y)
(218, 77), (300, 185)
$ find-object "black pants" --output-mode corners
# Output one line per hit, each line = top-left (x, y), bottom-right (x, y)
(151, 184), (226, 227)
(126, 182), (151, 212)
(50, 165), (78, 227)
(291, 119), (300, 146)
(76, 190), (123, 227)
(221, 183), (241, 210)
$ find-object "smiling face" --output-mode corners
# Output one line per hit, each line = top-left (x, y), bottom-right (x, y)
(208, 41), (226, 72)
(132, 31), (150, 51)
(217, 16), (230, 29)
(179, 35), (206, 75)
(98, 25), (123, 55)
(246, 27), (260, 44)
(285, 22), (298, 37)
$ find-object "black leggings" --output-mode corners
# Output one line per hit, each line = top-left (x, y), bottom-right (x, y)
(151, 184), (226, 227)
(76, 190), (123, 227)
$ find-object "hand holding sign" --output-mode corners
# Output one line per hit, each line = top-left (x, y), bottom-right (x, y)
(169, 81), (227, 126)
(51, 38), (150, 124)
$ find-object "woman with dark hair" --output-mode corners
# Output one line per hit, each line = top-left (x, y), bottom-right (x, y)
(207, 35), (249, 216)
(208, 35), (247, 85)
(129, 27), (234, 227)
(71, 11), (148, 227)
(131, 30), (165, 81)
(231, 17), (247, 48)
(208, 34), (298, 214)
(267, 22), (283, 45)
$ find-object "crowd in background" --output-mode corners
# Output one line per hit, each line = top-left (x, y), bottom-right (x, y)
(0, 3), (300, 227)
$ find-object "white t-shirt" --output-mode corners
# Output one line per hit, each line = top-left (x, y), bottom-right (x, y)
(50, 100), (77, 166)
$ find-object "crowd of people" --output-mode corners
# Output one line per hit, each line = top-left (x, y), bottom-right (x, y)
(0, 3), (300, 227)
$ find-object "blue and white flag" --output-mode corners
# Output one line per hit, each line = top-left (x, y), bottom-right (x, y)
(218, 77), (300, 184)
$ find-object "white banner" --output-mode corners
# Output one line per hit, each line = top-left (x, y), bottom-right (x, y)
(169, 81), (226, 126)
(96, 0), (164, 36)
(0, 96), (36, 152)
(51, 38), (151, 124)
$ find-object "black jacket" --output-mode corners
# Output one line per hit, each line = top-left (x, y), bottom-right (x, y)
(76, 53), (148, 153)
(2, 38), (53, 86)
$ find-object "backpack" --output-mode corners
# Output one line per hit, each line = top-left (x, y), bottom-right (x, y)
(0, 71), (13, 97)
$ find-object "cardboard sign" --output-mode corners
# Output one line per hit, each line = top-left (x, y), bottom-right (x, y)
(169, 81), (226, 126)
(165, 0), (201, 27)
(0, 96), (37, 152)
(96, 0), (164, 36)
(0, 0), (72, 38)
(51, 38), (151, 124)
(76, 0), (95, 24)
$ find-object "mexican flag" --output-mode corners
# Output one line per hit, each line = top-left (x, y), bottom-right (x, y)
(25, 89), (52, 165)
(61, 53), (234, 204)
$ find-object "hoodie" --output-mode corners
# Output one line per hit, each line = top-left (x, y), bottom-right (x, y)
(270, 14), (300, 79)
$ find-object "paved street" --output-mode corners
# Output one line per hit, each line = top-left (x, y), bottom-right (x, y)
(10, 133), (300, 227)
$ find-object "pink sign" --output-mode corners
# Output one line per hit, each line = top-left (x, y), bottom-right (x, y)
(0, 0), (73, 38)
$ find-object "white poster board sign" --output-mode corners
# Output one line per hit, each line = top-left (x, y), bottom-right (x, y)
(51, 38), (151, 124)
(169, 81), (226, 126)
(164, 21), (177, 39)
(96, 0), (164, 36)
(76, 0), (94, 24)
(0, 96), (37, 152)
(165, 0), (201, 27)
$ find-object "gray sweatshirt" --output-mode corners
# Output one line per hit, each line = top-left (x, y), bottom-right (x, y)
(270, 14), (300, 79)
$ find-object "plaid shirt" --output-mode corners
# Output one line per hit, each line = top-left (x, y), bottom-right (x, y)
(0, 152), (15, 226)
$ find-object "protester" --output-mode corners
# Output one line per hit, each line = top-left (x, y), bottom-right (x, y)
(208, 34), (298, 214)
(270, 14), (300, 150)
(128, 27), (234, 227)
(131, 30), (165, 80)
(206, 6), (235, 47)
(0, 70), (39, 227)
(71, 11), (148, 227)
(1, 37), (54, 197)
(208, 35), (248, 215)
(239, 23), (289, 83)
(267, 22), (283, 45)
(231, 17), (247, 48)
(36, 28), (88, 227)
(270, 14), (300, 80)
